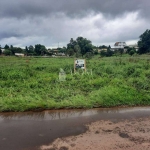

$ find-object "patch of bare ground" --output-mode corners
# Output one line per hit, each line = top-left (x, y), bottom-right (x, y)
(40, 117), (150, 150)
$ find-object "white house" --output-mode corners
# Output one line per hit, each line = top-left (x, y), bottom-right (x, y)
(15, 53), (25, 57)
(114, 42), (126, 49)
(111, 42), (127, 51)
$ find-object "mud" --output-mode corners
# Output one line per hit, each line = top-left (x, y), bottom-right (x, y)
(40, 117), (150, 150)
(0, 107), (150, 150)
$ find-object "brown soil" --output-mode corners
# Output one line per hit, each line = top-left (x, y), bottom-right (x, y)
(40, 117), (150, 150)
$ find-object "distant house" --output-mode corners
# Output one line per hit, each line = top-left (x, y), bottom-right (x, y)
(51, 49), (59, 55)
(128, 44), (139, 51)
(114, 42), (126, 49)
(57, 53), (66, 56)
(15, 53), (25, 57)
(98, 48), (107, 52)
(94, 48), (107, 53)
(47, 49), (59, 55)
(111, 42), (127, 51)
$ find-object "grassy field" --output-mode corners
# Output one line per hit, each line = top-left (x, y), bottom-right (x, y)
(0, 55), (150, 112)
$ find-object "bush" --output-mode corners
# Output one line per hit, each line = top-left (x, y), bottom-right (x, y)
(3, 49), (12, 56)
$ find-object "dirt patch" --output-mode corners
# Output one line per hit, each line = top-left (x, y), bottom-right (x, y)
(40, 117), (150, 150)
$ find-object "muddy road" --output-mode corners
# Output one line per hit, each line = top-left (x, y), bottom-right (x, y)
(0, 107), (150, 150)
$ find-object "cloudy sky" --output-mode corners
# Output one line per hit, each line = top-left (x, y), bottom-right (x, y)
(0, 0), (150, 48)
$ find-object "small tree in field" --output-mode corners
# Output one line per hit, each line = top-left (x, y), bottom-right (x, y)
(118, 48), (124, 56)
(129, 50), (135, 56)
(100, 50), (107, 57)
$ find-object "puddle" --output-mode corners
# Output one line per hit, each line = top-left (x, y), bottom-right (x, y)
(0, 107), (150, 150)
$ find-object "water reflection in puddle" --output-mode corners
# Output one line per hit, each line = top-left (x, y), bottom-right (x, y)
(0, 107), (150, 121)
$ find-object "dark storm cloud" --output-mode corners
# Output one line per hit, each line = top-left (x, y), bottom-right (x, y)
(0, 0), (150, 47)
(0, 32), (21, 40)
(0, 0), (149, 19)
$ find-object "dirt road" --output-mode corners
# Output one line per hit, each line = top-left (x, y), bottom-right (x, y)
(41, 117), (150, 150)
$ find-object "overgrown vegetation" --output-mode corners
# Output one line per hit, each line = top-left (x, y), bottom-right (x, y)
(0, 55), (150, 112)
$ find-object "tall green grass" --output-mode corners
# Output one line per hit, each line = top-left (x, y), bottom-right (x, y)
(0, 55), (150, 111)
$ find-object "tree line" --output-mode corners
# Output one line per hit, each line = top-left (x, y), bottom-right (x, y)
(0, 29), (150, 57)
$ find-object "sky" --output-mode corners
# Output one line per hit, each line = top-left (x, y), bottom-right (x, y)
(0, 0), (150, 48)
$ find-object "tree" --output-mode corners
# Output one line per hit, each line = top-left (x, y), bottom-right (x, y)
(40, 45), (47, 55)
(138, 29), (150, 54)
(25, 46), (28, 55)
(3, 49), (12, 55)
(100, 50), (107, 57)
(94, 49), (98, 55)
(118, 48), (124, 56)
(60, 47), (67, 53)
(28, 45), (35, 55)
(67, 38), (77, 50)
(66, 37), (93, 57)
(99, 45), (108, 49)
(99, 45), (113, 57)
(67, 48), (74, 56)
(126, 47), (136, 55)
(76, 37), (93, 57)
(106, 49), (113, 57)
(114, 49), (120, 57)
(85, 52), (93, 59)
(100, 49), (113, 57)
(125, 46), (132, 54)
(74, 44), (81, 57)
(10, 45), (14, 54)
(35, 44), (47, 55)
(129, 50), (135, 56)
(106, 45), (113, 57)
(10, 45), (13, 49)
(12, 47), (23, 54)
(4, 44), (9, 49)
